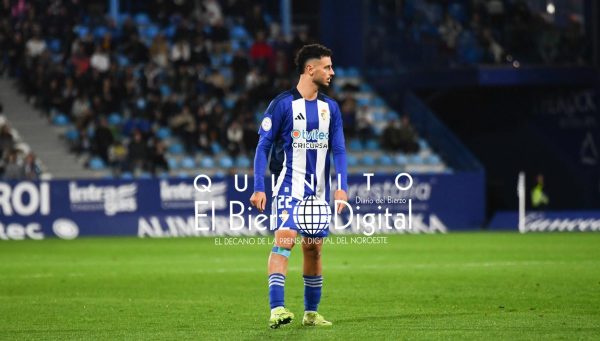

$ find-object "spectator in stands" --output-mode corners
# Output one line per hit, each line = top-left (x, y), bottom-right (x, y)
(381, 119), (403, 151)
(340, 97), (357, 138)
(170, 105), (196, 154)
(72, 128), (92, 156)
(226, 119), (244, 156)
(397, 115), (420, 154)
(2, 150), (23, 180)
(0, 123), (15, 158)
(245, 3), (268, 36)
(196, 121), (212, 155)
(71, 92), (91, 128)
(355, 105), (374, 143)
(150, 140), (169, 175)
(170, 38), (191, 67)
(250, 31), (273, 70)
(23, 152), (41, 180)
(108, 140), (127, 176)
(150, 34), (169, 68)
(90, 45), (110, 73)
(203, 0), (224, 26)
(25, 29), (46, 58)
(93, 117), (114, 163)
(231, 49), (250, 90)
(124, 33), (148, 64)
(126, 130), (149, 172)
(210, 18), (230, 53)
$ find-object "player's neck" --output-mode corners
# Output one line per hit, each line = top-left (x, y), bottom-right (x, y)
(296, 77), (318, 101)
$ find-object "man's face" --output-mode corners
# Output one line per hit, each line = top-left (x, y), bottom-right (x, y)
(308, 56), (335, 87)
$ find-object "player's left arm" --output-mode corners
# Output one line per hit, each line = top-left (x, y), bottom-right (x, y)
(331, 102), (348, 213)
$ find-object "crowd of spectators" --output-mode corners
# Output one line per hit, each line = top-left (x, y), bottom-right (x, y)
(367, 0), (587, 68)
(0, 104), (42, 180)
(0, 0), (330, 176)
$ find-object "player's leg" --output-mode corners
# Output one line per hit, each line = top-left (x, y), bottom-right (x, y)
(268, 228), (297, 328)
(301, 237), (332, 326)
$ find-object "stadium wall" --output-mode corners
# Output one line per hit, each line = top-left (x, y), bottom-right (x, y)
(0, 172), (484, 240)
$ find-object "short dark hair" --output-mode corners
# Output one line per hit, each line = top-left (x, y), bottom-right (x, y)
(294, 44), (332, 74)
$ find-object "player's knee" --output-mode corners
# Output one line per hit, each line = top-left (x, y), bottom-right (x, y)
(302, 243), (321, 259)
(274, 230), (296, 249)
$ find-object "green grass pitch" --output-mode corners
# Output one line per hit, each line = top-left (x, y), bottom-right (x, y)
(1, 232), (599, 340)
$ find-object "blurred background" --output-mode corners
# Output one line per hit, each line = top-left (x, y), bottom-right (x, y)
(0, 0), (598, 237)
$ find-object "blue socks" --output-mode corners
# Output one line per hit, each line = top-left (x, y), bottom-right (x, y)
(303, 275), (323, 312)
(268, 273), (285, 309)
(269, 273), (323, 312)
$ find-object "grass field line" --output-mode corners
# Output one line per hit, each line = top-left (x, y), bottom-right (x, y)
(2, 259), (597, 279)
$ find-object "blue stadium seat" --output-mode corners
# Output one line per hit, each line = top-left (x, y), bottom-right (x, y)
(387, 111), (400, 120)
(361, 154), (376, 166)
(89, 157), (105, 170)
(372, 97), (385, 107)
(346, 154), (358, 167)
(138, 172), (152, 179)
(356, 98), (370, 106)
(236, 155), (251, 168)
(177, 172), (190, 179)
(214, 171), (226, 178)
(167, 157), (179, 170)
(379, 155), (393, 166)
(75, 25), (89, 38)
(348, 139), (363, 152)
(365, 139), (379, 151)
(164, 24), (176, 39)
(93, 26), (108, 39)
(418, 138), (429, 150)
(223, 97), (236, 109)
(48, 39), (61, 53)
(181, 157), (196, 169)
(408, 154), (424, 164)
(142, 25), (159, 41)
(53, 114), (69, 126)
(158, 172), (170, 179)
(156, 127), (171, 139)
(425, 154), (441, 165)
(117, 55), (130, 67)
(211, 142), (222, 154)
(134, 13), (150, 26)
(200, 157), (215, 169)
(65, 128), (79, 141)
(395, 154), (408, 165)
(347, 67), (360, 77)
(219, 156), (234, 169)
(121, 172), (134, 179)
(230, 25), (248, 40)
(168, 143), (184, 155)
(335, 67), (346, 77)
(108, 112), (122, 126)
(160, 84), (171, 97)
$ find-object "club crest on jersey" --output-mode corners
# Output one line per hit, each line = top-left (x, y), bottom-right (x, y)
(261, 117), (272, 131)
(320, 108), (329, 120)
(280, 209), (289, 223)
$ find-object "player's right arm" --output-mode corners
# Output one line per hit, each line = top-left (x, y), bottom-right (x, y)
(251, 99), (283, 212)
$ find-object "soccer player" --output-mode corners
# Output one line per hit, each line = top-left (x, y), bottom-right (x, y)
(250, 44), (348, 328)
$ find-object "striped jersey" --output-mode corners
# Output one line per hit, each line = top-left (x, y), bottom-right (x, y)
(253, 88), (348, 202)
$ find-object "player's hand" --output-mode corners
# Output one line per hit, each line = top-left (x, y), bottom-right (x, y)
(250, 191), (267, 212)
(334, 189), (348, 214)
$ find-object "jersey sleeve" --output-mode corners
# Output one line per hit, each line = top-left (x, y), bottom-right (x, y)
(330, 102), (348, 192)
(254, 99), (284, 192)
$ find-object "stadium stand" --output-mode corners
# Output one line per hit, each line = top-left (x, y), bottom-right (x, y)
(0, 0), (446, 179)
